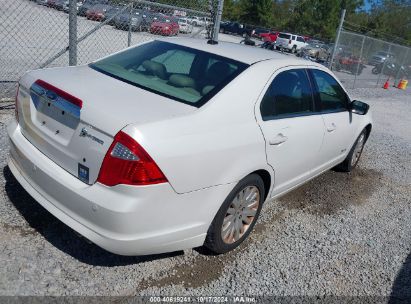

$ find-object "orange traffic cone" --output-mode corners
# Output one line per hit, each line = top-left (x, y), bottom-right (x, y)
(383, 78), (390, 89)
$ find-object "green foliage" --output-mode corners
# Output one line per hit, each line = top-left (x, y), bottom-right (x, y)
(219, 0), (410, 44)
(115, 0), (411, 44)
(287, 0), (341, 40)
(345, 0), (411, 45)
(238, 0), (272, 25)
(222, 0), (241, 21)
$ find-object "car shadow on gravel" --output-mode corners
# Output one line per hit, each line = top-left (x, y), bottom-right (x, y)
(3, 166), (183, 266)
(277, 167), (383, 215)
(389, 252), (411, 304)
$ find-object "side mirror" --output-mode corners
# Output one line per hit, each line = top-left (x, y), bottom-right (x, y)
(349, 100), (369, 115)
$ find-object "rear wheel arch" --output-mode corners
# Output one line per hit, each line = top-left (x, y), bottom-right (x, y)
(208, 169), (272, 227)
(250, 169), (271, 201)
(204, 172), (267, 253)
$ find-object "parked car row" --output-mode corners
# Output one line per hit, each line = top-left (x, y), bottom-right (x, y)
(30, 0), (209, 36)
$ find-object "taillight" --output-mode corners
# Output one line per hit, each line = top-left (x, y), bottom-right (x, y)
(15, 84), (20, 122)
(289, 39), (292, 44)
(97, 131), (167, 186)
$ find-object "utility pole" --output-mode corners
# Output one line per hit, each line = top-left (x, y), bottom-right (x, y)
(329, 9), (346, 70)
(209, 0), (224, 44)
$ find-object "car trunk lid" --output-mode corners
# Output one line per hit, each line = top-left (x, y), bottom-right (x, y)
(17, 65), (196, 185)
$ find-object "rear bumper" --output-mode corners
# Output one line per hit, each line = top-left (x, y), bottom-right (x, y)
(7, 120), (233, 255)
(275, 43), (292, 50)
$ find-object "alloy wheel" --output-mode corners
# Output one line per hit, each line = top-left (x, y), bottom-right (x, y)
(221, 186), (260, 244)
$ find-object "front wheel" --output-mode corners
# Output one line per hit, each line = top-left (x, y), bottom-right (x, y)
(335, 129), (367, 172)
(204, 174), (265, 254)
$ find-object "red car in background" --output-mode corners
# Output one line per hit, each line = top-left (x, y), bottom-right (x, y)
(260, 31), (279, 42)
(150, 16), (179, 36)
(86, 4), (112, 21)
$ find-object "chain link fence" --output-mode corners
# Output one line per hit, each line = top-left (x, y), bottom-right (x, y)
(0, 0), (215, 99)
(330, 29), (411, 89)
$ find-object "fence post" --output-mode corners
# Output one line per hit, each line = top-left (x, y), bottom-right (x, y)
(353, 35), (365, 89)
(68, 0), (77, 66)
(211, 0), (224, 42)
(128, 3), (133, 47)
(329, 9), (346, 70)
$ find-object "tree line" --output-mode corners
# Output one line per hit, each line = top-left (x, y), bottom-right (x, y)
(222, 0), (411, 45)
(114, 0), (410, 44)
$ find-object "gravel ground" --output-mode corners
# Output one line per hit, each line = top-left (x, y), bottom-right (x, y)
(0, 87), (410, 300)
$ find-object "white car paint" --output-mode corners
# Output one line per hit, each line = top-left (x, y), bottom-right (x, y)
(7, 38), (372, 255)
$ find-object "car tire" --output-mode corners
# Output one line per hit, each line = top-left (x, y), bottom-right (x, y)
(291, 45), (297, 53)
(334, 129), (367, 172)
(372, 67), (380, 74)
(204, 174), (265, 254)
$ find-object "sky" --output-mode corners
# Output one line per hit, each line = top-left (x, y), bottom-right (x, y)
(362, 0), (375, 11)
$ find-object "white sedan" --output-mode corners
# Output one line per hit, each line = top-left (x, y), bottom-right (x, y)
(7, 38), (372, 255)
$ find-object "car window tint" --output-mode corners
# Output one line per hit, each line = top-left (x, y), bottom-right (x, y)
(152, 50), (195, 75)
(206, 58), (238, 74)
(297, 37), (305, 42)
(310, 69), (347, 112)
(89, 41), (248, 107)
(260, 69), (313, 120)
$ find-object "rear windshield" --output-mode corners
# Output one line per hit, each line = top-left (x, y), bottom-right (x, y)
(279, 33), (291, 39)
(90, 41), (249, 107)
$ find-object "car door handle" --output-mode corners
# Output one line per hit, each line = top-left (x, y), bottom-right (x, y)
(327, 123), (337, 132)
(269, 133), (288, 145)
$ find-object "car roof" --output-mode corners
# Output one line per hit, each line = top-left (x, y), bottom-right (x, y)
(158, 38), (312, 65)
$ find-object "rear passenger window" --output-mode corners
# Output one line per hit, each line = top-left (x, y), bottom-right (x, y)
(260, 69), (313, 120)
(310, 69), (348, 112)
